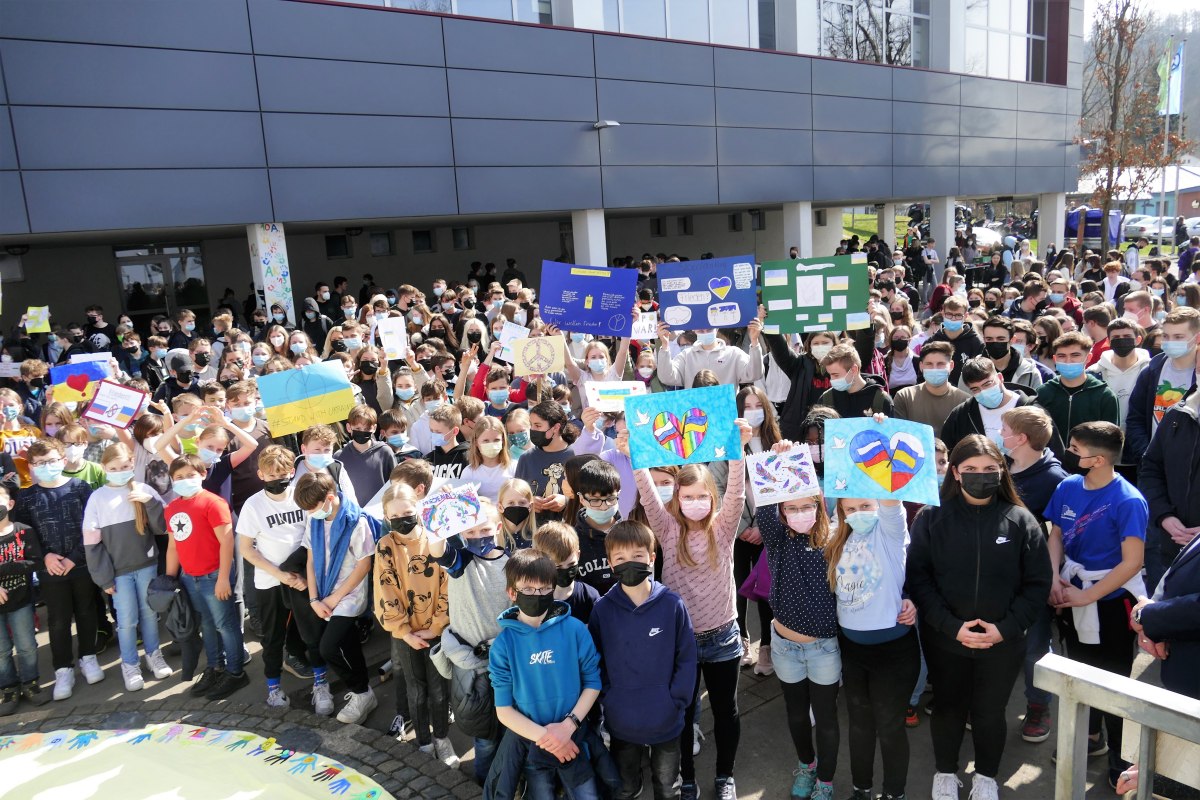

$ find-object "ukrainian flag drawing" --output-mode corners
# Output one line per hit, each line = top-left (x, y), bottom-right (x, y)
(49, 362), (108, 404)
(256, 360), (356, 437)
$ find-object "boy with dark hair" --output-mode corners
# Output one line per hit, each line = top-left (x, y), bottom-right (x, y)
(1036, 333), (1120, 473)
(533, 521), (600, 623)
(294, 424), (356, 497)
(571, 459), (622, 596)
(588, 521), (696, 800)
(489, 548), (603, 800)
(426, 404), (470, 482)
(337, 404), (397, 506)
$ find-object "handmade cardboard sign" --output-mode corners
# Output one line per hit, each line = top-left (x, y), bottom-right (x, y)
(760, 253), (871, 334)
(82, 380), (147, 430)
(823, 417), (939, 505)
(625, 384), (741, 470)
(584, 381), (647, 412)
(656, 256), (757, 331)
(376, 316), (409, 361)
(419, 483), (483, 541)
(745, 447), (821, 506)
(49, 361), (107, 404)
(25, 306), (50, 333)
(511, 336), (565, 377)
(538, 261), (637, 337)
(256, 360), (356, 438)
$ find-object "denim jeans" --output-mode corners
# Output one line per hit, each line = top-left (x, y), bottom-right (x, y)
(113, 564), (160, 665)
(611, 736), (681, 800)
(181, 569), (245, 675)
(1023, 602), (1054, 705)
(680, 620), (742, 782)
(0, 604), (38, 688)
(524, 762), (600, 800)
(474, 735), (501, 785)
(771, 629), (841, 686)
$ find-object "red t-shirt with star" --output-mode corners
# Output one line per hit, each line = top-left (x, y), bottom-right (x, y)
(165, 490), (232, 577)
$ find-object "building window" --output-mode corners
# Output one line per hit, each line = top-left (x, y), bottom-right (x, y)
(758, 0), (776, 50)
(819, 0), (931, 67)
(677, 216), (694, 236)
(455, 0), (513, 20)
(649, 217), (667, 238)
(325, 235), (351, 259)
(452, 227), (475, 251)
(729, 212), (744, 232)
(750, 210), (766, 231)
(964, 0), (1048, 82)
(369, 232), (393, 257)
(412, 230), (437, 254)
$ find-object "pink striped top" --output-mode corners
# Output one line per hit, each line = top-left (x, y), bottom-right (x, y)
(634, 463), (746, 634)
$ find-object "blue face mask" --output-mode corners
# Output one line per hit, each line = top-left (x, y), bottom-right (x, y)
(1152, 288), (1165, 297)
(943, 319), (964, 333)
(32, 461), (65, 484)
(343, 337), (362, 352)
(184, 322), (196, 332)
(1161, 340), (1195, 359)
(831, 376), (852, 392)
(1049, 293), (1065, 304)
(1055, 361), (1085, 380)
(344, 307), (357, 319)
(395, 387), (416, 402)
(106, 470), (134, 486)
(154, 348), (168, 359)
(844, 510), (878, 533)
(463, 535), (496, 557)
(744, 408), (765, 428)
(309, 499), (333, 521)
(976, 384), (1005, 409)
(508, 431), (530, 450)
(587, 358), (607, 373)
(585, 506), (619, 524)
(570, 333), (586, 343)
(425, 399), (444, 412)
(387, 433), (409, 449)
(273, 313), (285, 323)
(290, 342), (306, 355)
(1177, 295), (1189, 306)
(1, 406), (18, 421)
(198, 448), (222, 465)
(923, 368), (950, 387)
(229, 405), (255, 422)
(306, 453), (334, 470)
(936, 471), (946, 486)
(488, 389), (509, 407)
(655, 484), (675, 503)
(252, 354), (268, 368)
(1011, 343), (1027, 358)
(172, 477), (202, 498)
(696, 331), (718, 346)
(431, 432), (450, 448)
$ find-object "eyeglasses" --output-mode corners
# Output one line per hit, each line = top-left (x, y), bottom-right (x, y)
(30, 458), (63, 468)
(582, 495), (619, 509)
(516, 586), (553, 596)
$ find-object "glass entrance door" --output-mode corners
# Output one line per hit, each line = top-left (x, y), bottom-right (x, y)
(115, 244), (209, 335)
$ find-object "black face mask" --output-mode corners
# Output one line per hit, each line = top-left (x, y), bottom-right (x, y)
(890, 312), (905, 322)
(462, 299), (476, 310)
(349, 429), (374, 445)
(554, 565), (578, 588)
(466, 331), (482, 345)
(387, 515), (420, 535)
(175, 370), (193, 384)
(219, 378), (237, 389)
(29, 378), (44, 390)
(514, 591), (554, 618)
(968, 299), (982, 308)
(890, 340), (909, 353)
(502, 505), (531, 527)
(359, 362), (380, 376)
(194, 353), (211, 367)
(0, 506), (9, 522)
(529, 429), (552, 449)
(960, 472), (1002, 500)
(612, 561), (653, 587)
(332, 340), (348, 353)
(1109, 338), (1137, 357)
(984, 341), (1009, 360)
(417, 358), (434, 372)
(264, 478), (290, 495)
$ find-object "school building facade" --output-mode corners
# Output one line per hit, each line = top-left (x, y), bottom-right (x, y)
(0, 0), (1083, 328)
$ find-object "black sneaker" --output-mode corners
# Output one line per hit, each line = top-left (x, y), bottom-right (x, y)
(0, 686), (18, 716)
(714, 776), (736, 800)
(880, 794), (907, 800)
(20, 680), (50, 707)
(205, 670), (250, 701)
(283, 654), (313, 680)
(190, 667), (223, 696)
(847, 789), (871, 800)
(680, 783), (698, 800)
(387, 714), (411, 739)
(95, 628), (113, 654)
(245, 613), (263, 638)
(1087, 730), (1109, 758)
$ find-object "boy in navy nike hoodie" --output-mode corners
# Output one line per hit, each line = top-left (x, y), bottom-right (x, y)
(488, 549), (602, 800)
(588, 521), (696, 800)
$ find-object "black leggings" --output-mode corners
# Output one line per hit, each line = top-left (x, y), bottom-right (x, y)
(393, 637), (449, 745)
(257, 585), (325, 680)
(319, 615), (369, 694)
(41, 572), (99, 670)
(680, 657), (740, 781)
(732, 539), (773, 644)
(780, 679), (840, 783)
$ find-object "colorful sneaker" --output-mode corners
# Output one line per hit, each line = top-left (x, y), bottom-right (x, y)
(266, 685), (290, 708)
(145, 650), (173, 680)
(20, 680), (49, 706)
(1021, 703), (1052, 743)
(52, 667), (75, 701)
(790, 760), (817, 798)
(905, 705), (920, 728)
(312, 683), (335, 716)
(121, 662), (144, 692)
(808, 780), (834, 800)
(79, 655), (105, 685)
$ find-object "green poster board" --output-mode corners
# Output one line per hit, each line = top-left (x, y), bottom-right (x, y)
(760, 253), (872, 334)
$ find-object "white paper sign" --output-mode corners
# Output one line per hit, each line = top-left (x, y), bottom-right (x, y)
(81, 379), (147, 430)
(745, 446), (821, 506)
(376, 316), (409, 360)
(632, 311), (658, 341)
(497, 320), (527, 363)
(584, 381), (648, 412)
(0, 363), (21, 378)
(419, 483), (483, 541)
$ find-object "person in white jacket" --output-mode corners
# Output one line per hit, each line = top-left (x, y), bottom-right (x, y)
(654, 318), (764, 388)
(1087, 320), (1150, 426)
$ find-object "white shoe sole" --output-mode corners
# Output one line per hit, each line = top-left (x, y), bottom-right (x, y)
(336, 693), (378, 724)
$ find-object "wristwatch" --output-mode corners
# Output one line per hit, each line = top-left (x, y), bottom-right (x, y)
(565, 712), (582, 730)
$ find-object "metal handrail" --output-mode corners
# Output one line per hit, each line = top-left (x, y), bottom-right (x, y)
(1033, 653), (1200, 800)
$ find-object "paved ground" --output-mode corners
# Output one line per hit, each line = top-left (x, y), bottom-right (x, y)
(2, 605), (1144, 798)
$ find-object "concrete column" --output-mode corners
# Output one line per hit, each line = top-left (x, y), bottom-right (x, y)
(782, 201), (814, 258)
(571, 209), (608, 267)
(775, 1), (818, 55)
(246, 223), (295, 321)
(1038, 192), (1067, 258)
(877, 202), (897, 249)
(929, 195), (956, 254)
(927, 0), (965, 73)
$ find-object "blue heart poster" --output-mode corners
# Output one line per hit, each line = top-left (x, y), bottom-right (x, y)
(656, 255), (757, 331)
(538, 260), (638, 337)
(822, 418), (940, 506)
(625, 384), (741, 470)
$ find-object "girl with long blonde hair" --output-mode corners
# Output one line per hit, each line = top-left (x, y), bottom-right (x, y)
(496, 478), (538, 550)
(461, 416), (514, 502)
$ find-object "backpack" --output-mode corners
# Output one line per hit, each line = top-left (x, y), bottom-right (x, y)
(441, 630), (499, 740)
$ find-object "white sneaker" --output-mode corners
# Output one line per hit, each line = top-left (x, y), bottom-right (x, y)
(739, 638), (754, 667)
(266, 685), (290, 708)
(968, 773), (999, 800)
(336, 687), (378, 724)
(145, 650), (172, 680)
(121, 662), (144, 692)
(52, 667), (75, 700)
(933, 772), (963, 800)
(692, 722), (704, 757)
(433, 737), (460, 768)
(79, 655), (104, 685)
(312, 683), (334, 717)
(419, 742), (434, 755)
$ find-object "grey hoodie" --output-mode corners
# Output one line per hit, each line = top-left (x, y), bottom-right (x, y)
(82, 483), (166, 590)
(1089, 347), (1152, 426)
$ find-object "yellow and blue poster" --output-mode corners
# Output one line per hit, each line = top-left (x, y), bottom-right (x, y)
(257, 360), (356, 438)
(625, 384), (741, 470)
(538, 260), (638, 337)
(657, 255), (757, 331)
(49, 361), (107, 404)
(823, 418), (939, 505)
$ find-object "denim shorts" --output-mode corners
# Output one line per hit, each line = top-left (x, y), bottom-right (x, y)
(694, 619), (744, 664)
(771, 626), (841, 686)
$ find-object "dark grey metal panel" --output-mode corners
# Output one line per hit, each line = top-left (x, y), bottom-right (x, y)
(960, 137), (1017, 167)
(263, 114), (452, 167)
(1065, 89), (1082, 116)
(23, 169), (272, 232)
(1017, 82), (1066, 115)
(891, 101), (959, 136)
(1064, 143), (1081, 166)
(0, 53), (7, 104)
(892, 134), (959, 167)
(450, 70), (596, 121)
(270, 167), (457, 221)
(1015, 166), (1066, 194)
(1, 0), (251, 52)
(13, 107), (265, 169)
(894, 166), (958, 196)
(718, 166), (813, 203)
(594, 36), (714, 86)
(812, 95), (890, 132)
(959, 106), (1018, 138)
(715, 88), (810, 129)
(892, 70), (960, 105)
(444, 17), (592, 76)
(248, 0), (444, 65)
(601, 166), (718, 208)
(714, 48), (810, 93)
(600, 124), (716, 167)
(959, 76), (1019, 110)
(0, 172), (28, 234)
(453, 119), (599, 166)
(959, 166), (1016, 196)
(598, 81), (714, 126)
(1063, 165), (1081, 188)
(1017, 111), (1066, 141)
(0, 109), (17, 171)
(813, 132), (892, 166)
(1016, 139), (1066, 168)
(456, 167), (601, 213)
(2, 40), (259, 110)
(813, 166), (891, 200)
(256, 57), (448, 116)
(716, 128), (812, 166)
(810, 60), (892, 100)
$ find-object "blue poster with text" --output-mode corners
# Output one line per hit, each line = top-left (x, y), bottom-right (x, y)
(538, 260), (638, 337)
(657, 255), (757, 331)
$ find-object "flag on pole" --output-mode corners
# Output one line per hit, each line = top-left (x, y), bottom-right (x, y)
(1158, 42), (1184, 116)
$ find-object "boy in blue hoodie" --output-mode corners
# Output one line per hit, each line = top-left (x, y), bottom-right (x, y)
(488, 548), (602, 800)
(587, 521), (696, 800)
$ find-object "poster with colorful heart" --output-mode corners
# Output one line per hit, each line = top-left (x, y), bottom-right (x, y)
(656, 255), (757, 331)
(625, 384), (741, 470)
(822, 417), (939, 506)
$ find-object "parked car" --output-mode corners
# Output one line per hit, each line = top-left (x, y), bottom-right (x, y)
(1122, 215), (1152, 241)
(1186, 217), (1200, 238)
(970, 226), (1003, 248)
(1128, 216), (1172, 242)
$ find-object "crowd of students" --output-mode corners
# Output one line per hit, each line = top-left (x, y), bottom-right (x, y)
(0, 243), (1197, 800)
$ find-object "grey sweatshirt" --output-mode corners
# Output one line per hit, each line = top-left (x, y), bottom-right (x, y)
(82, 483), (166, 590)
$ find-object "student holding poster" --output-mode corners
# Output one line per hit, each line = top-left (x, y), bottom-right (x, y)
(557, 325), (631, 409)
(655, 317), (764, 390)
